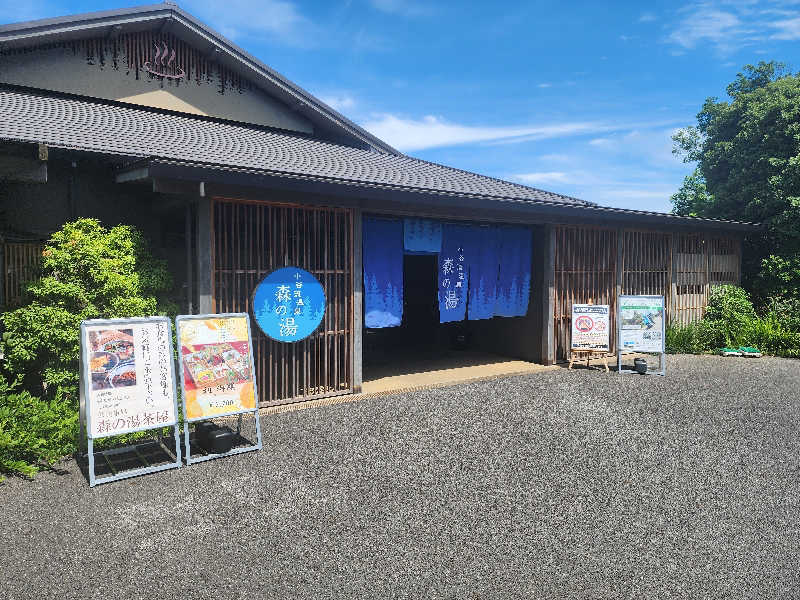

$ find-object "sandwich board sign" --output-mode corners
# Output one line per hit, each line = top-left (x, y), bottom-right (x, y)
(175, 313), (262, 464)
(79, 316), (181, 487)
(617, 295), (666, 376)
(571, 304), (610, 352)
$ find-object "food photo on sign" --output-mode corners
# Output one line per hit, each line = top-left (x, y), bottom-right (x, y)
(88, 328), (136, 391)
(178, 317), (257, 420)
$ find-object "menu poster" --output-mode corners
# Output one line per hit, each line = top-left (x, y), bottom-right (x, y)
(177, 315), (257, 421)
(82, 318), (176, 439)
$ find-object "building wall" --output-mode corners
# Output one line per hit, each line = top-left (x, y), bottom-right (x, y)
(552, 224), (743, 361)
(0, 40), (313, 133)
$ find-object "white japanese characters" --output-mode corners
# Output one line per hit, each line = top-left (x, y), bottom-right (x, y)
(441, 246), (466, 311)
(274, 271), (305, 337)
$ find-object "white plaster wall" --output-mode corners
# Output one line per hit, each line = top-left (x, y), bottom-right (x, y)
(0, 47), (313, 133)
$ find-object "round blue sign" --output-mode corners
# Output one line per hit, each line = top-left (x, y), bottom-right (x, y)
(252, 267), (326, 343)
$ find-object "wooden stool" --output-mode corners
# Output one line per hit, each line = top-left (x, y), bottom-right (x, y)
(568, 350), (609, 373)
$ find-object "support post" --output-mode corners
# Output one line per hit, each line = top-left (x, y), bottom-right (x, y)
(615, 228), (623, 354)
(352, 209), (363, 392)
(185, 199), (194, 314)
(541, 225), (555, 365)
(196, 195), (213, 313)
(669, 232), (677, 325)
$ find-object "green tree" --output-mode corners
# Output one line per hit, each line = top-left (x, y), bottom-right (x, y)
(671, 61), (800, 303)
(1, 218), (174, 404)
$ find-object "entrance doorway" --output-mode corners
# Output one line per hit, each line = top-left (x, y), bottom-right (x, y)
(362, 253), (544, 393)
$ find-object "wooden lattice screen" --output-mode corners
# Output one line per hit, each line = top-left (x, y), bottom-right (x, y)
(554, 226), (618, 361)
(553, 227), (741, 360)
(212, 199), (353, 406)
(622, 230), (671, 298)
(2, 242), (43, 309)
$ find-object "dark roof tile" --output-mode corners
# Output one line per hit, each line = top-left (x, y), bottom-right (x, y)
(0, 88), (591, 207)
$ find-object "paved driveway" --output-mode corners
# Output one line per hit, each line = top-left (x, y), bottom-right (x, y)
(1, 355), (799, 599)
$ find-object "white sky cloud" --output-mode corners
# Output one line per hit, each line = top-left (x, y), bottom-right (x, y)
(515, 172), (570, 185)
(639, 12), (657, 22)
(368, 0), (434, 17)
(184, 0), (317, 46)
(318, 94), (357, 112)
(361, 114), (619, 152)
(768, 16), (800, 39)
(362, 114), (685, 152)
(666, 1), (800, 54)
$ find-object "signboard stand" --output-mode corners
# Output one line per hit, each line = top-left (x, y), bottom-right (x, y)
(176, 313), (262, 465)
(80, 317), (182, 487)
(568, 350), (609, 372)
(569, 303), (611, 372)
(617, 295), (666, 377)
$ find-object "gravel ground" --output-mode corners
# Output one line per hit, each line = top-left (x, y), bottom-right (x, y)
(1, 354), (799, 599)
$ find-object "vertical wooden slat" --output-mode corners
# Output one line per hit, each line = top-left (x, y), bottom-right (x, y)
(210, 199), (353, 406)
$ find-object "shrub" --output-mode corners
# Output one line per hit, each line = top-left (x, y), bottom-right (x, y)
(665, 319), (722, 354)
(667, 284), (800, 358)
(0, 219), (175, 478)
(743, 316), (800, 358)
(704, 284), (757, 348)
(0, 375), (77, 481)
(2, 219), (174, 403)
(764, 294), (800, 332)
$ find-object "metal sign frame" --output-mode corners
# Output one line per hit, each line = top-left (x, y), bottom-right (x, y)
(617, 294), (667, 377)
(79, 316), (182, 487)
(175, 313), (263, 464)
(570, 303), (611, 353)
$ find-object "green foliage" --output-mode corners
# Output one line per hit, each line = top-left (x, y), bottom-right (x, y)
(0, 219), (175, 478)
(666, 284), (800, 358)
(704, 285), (757, 347)
(670, 61), (800, 302)
(2, 219), (174, 403)
(665, 319), (723, 355)
(742, 315), (800, 357)
(670, 168), (714, 217)
(0, 375), (77, 481)
(764, 293), (800, 332)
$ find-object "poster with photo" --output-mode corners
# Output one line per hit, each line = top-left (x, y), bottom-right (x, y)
(176, 314), (257, 421)
(571, 304), (610, 352)
(618, 295), (665, 353)
(81, 318), (177, 439)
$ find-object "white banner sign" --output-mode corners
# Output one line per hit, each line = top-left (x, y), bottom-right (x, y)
(82, 317), (177, 439)
(618, 295), (665, 353)
(571, 304), (610, 352)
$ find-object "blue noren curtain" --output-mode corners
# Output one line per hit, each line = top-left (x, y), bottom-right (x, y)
(494, 227), (532, 317)
(363, 217), (403, 328)
(404, 218), (442, 254)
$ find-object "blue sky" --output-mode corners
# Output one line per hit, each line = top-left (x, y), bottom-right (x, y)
(4, 1), (800, 213)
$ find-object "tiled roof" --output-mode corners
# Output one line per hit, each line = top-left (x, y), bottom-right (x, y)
(0, 87), (591, 207)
